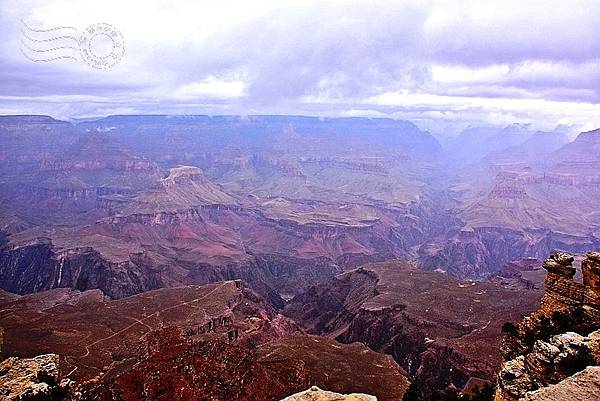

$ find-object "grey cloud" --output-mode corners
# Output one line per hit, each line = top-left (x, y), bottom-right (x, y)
(0, 0), (599, 132)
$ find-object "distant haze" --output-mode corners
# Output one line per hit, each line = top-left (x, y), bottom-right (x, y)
(1, 0), (599, 135)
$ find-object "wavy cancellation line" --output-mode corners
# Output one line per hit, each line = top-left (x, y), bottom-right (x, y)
(20, 19), (80, 63)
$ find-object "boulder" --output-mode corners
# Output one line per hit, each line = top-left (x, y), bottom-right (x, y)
(0, 354), (71, 401)
(281, 386), (377, 401)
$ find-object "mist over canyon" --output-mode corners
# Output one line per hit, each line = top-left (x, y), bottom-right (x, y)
(1, 114), (598, 293)
(0, 114), (598, 400)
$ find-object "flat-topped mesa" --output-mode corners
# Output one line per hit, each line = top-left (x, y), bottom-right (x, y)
(582, 252), (600, 328)
(539, 252), (583, 317)
(161, 165), (207, 185)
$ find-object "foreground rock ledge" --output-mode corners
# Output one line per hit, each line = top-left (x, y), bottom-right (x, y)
(281, 386), (376, 401)
(522, 366), (600, 401)
(495, 252), (600, 401)
(0, 354), (70, 401)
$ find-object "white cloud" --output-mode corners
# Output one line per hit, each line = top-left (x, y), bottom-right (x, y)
(364, 90), (600, 130)
(175, 78), (246, 99)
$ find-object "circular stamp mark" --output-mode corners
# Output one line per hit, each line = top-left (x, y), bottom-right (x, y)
(78, 23), (125, 70)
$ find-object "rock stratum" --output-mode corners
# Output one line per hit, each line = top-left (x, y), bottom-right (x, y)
(2, 116), (600, 288)
(495, 252), (600, 401)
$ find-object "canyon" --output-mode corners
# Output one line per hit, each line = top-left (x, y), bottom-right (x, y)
(2, 116), (599, 293)
(1, 115), (599, 400)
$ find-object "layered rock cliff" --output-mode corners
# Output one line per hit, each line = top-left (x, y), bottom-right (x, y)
(495, 252), (600, 401)
(0, 236), (160, 299)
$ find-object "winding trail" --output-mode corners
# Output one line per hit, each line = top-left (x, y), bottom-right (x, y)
(78, 282), (229, 358)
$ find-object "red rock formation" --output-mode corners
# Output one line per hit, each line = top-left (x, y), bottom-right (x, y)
(0, 283), (412, 401)
(582, 252), (600, 327)
(73, 328), (411, 401)
(538, 252), (583, 317)
(495, 252), (600, 401)
(0, 281), (296, 382)
(257, 335), (410, 401)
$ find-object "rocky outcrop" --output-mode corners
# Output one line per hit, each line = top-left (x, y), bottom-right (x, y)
(495, 252), (600, 401)
(497, 331), (599, 400)
(522, 366), (600, 401)
(0, 281), (297, 383)
(0, 354), (71, 400)
(0, 280), (410, 400)
(70, 327), (407, 401)
(281, 386), (376, 401)
(583, 252), (600, 326)
(537, 252), (583, 318)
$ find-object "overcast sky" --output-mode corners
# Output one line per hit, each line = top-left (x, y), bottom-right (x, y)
(0, 0), (599, 134)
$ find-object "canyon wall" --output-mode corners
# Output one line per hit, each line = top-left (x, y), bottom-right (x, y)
(285, 261), (541, 399)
